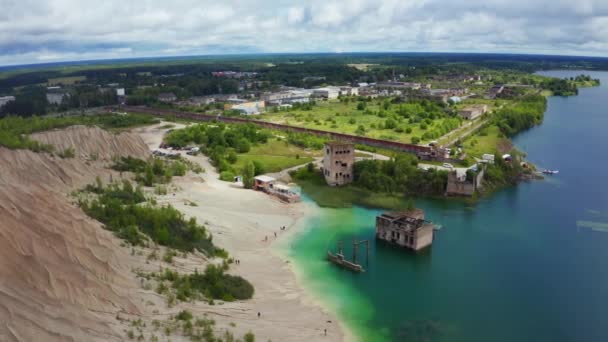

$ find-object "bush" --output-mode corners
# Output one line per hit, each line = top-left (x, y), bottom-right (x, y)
(411, 136), (420, 144)
(58, 147), (75, 159)
(176, 310), (193, 321)
(220, 171), (236, 182)
(159, 264), (254, 302)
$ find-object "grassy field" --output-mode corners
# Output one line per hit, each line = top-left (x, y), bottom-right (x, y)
(233, 138), (318, 173)
(258, 99), (462, 144)
(461, 125), (512, 157)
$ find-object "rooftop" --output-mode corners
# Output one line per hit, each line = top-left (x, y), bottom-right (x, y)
(254, 175), (275, 183)
(378, 209), (431, 230)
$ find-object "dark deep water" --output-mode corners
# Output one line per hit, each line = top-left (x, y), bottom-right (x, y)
(288, 70), (608, 341)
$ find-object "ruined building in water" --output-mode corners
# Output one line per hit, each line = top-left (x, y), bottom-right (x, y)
(375, 209), (434, 251)
(322, 141), (354, 186)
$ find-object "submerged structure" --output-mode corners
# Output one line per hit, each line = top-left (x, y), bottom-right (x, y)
(375, 209), (434, 251)
(327, 240), (369, 272)
(322, 141), (354, 186)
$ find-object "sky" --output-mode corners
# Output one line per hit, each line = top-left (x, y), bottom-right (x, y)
(1, 0), (608, 66)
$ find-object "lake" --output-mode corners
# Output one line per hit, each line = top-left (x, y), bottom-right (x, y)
(287, 70), (608, 341)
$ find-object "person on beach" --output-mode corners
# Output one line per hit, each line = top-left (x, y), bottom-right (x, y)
(274, 232), (277, 238)
(324, 328), (327, 336)
(257, 312), (261, 318)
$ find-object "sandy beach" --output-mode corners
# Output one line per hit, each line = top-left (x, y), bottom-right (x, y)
(135, 123), (354, 342)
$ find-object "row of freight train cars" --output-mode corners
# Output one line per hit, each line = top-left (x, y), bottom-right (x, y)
(118, 106), (434, 155)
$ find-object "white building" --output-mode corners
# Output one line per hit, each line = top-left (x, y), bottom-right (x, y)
(116, 88), (125, 96)
(231, 101), (265, 115)
(46, 92), (67, 105)
(261, 89), (312, 105)
(0, 96), (15, 108)
(339, 86), (359, 96)
(312, 86), (340, 99)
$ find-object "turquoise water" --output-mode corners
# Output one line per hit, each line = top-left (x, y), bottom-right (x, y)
(287, 71), (608, 342)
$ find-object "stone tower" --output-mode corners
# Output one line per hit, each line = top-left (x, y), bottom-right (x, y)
(322, 141), (355, 186)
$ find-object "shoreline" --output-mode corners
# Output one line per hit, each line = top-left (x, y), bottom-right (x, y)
(135, 122), (349, 341)
(271, 200), (359, 342)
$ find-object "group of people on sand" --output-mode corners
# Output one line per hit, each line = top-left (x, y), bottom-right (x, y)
(263, 226), (288, 242)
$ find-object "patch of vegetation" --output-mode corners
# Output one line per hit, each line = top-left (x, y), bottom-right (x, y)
(541, 78), (578, 96)
(166, 123), (316, 179)
(79, 180), (221, 255)
(291, 166), (406, 210)
(493, 94), (546, 136)
(57, 147), (75, 158)
(153, 264), (254, 302)
(111, 156), (194, 186)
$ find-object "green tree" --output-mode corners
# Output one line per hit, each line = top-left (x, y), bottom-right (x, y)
(242, 161), (255, 189)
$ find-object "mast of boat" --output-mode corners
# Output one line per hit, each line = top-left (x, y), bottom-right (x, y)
(352, 239), (370, 266)
(338, 240), (343, 256)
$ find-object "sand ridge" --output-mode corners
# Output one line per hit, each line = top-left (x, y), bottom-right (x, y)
(0, 126), (149, 342)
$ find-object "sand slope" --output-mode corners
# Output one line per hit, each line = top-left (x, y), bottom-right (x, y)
(0, 126), (149, 342)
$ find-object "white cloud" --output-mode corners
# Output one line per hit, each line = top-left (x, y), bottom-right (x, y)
(0, 0), (607, 66)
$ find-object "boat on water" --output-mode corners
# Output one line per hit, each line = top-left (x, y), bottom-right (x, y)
(542, 169), (559, 175)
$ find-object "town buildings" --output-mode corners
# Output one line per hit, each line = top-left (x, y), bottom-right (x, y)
(458, 104), (488, 120)
(376, 81), (422, 91)
(375, 209), (434, 251)
(322, 141), (354, 186)
(158, 92), (177, 103)
(211, 71), (258, 78)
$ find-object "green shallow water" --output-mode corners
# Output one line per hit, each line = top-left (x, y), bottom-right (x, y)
(287, 71), (608, 342)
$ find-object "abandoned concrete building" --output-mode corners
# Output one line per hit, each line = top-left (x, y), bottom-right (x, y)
(322, 141), (354, 186)
(445, 167), (485, 196)
(375, 209), (434, 251)
(458, 104), (488, 120)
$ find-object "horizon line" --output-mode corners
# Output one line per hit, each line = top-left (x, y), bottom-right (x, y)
(1, 50), (608, 70)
